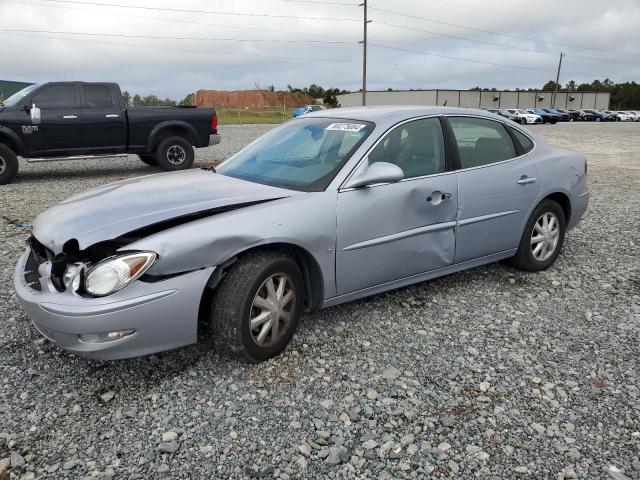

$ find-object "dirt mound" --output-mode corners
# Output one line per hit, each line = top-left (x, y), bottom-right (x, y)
(195, 90), (316, 108)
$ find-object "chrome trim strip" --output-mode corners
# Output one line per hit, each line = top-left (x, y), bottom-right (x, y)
(342, 221), (457, 251)
(578, 191), (590, 198)
(457, 210), (519, 227)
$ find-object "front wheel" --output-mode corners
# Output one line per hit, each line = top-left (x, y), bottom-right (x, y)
(155, 136), (195, 171)
(509, 200), (566, 272)
(210, 252), (304, 362)
(520, 118), (528, 125)
(0, 144), (19, 185)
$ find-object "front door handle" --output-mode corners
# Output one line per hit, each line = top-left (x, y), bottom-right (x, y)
(62, 115), (78, 119)
(426, 191), (452, 204)
(517, 176), (537, 185)
(105, 114), (119, 118)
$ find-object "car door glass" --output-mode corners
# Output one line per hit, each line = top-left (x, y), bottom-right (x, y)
(83, 85), (113, 108)
(32, 85), (78, 110)
(510, 127), (534, 153)
(368, 117), (445, 178)
(448, 117), (517, 169)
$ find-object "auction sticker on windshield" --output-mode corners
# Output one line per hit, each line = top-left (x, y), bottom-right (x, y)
(326, 123), (367, 132)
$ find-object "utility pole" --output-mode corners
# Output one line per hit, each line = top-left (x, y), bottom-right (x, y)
(359, 0), (371, 106)
(552, 52), (563, 108)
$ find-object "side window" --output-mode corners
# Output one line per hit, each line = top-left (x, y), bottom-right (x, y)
(510, 128), (534, 153)
(448, 117), (517, 169)
(32, 85), (78, 110)
(83, 85), (113, 108)
(368, 117), (445, 179)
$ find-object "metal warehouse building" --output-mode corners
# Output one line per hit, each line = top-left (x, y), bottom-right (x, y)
(0, 80), (33, 101)
(337, 89), (610, 110)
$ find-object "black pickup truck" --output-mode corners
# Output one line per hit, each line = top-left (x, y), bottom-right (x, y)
(0, 81), (220, 184)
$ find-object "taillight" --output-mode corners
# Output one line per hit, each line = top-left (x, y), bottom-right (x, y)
(211, 112), (218, 133)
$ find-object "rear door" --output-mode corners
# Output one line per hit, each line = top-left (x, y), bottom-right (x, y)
(28, 83), (83, 156)
(446, 116), (540, 263)
(80, 84), (126, 153)
(336, 117), (458, 295)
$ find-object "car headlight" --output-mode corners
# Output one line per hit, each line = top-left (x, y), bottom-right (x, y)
(84, 252), (157, 297)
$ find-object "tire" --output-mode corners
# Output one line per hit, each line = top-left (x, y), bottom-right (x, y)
(154, 136), (194, 171)
(138, 153), (157, 166)
(520, 118), (527, 125)
(595, 117), (601, 122)
(509, 199), (566, 272)
(210, 251), (304, 363)
(0, 144), (19, 185)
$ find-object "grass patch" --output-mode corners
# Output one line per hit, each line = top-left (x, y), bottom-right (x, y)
(217, 107), (296, 125)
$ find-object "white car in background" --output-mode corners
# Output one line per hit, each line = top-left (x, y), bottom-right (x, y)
(623, 111), (639, 122)
(505, 109), (543, 125)
(616, 111), (633, 122)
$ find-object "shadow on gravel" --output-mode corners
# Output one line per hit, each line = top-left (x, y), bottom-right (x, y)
(11, 165), (157, 183)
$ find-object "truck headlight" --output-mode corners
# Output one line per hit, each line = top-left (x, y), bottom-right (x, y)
(84, 252), (157, 297)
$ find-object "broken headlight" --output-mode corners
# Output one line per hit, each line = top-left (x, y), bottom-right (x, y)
(84, 252), (157, 297)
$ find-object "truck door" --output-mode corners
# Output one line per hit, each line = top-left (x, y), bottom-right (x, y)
(80, 84), (127, 154)
(28, 84), (84, 156)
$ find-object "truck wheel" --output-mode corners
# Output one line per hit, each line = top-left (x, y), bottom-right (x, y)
(138, 154), (157, 167)
(0, 144), (19, 185)
(210, 251), (304, 363)
(155, 136), (194, 171)
(509, 199), (566, 272)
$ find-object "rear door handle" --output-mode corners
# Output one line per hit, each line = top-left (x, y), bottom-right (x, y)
(517, 176), (537, 185)
(105, 114), (119, 118)
(62, 115), (78, 119)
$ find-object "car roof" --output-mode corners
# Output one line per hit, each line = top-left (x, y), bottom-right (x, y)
(306, 105), (507, 123)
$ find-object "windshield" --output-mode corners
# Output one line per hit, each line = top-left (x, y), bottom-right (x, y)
(217, 117), (374, 191)
(1, 84), (40, 107)
(517, 109), (528, 114)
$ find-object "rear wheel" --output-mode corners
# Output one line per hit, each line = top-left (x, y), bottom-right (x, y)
(137, 153), (157, 166)
(210, 251), (304, 362)
(155, 136), (194, 171)
(510, 199), (566, 272)
(0, 144), (19, 185)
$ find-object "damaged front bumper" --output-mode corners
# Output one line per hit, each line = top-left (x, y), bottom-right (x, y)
(14, 247), (215, 360)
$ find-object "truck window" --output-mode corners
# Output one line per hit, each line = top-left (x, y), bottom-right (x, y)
(83, 85), (113, 108)
(32, 85), (78, 110)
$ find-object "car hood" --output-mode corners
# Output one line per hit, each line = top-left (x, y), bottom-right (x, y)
(33, 169), (296, 254)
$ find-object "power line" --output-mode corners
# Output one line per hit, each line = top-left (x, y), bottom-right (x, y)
(282, 0), (357, 5)
(368, 6), (640, 59)
(1, 28), (357, 45)
(0, 0), (360, 41)
(31, 0), (361, 21)
(368, 43), (603, 78)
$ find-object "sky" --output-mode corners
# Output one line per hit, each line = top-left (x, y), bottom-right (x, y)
(1, 0), (639, 100)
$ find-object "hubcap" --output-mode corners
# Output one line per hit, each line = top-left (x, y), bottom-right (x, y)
(530, 212), (560, 262)
(249, 273), (296, 348)
(166, 145), (186, 165)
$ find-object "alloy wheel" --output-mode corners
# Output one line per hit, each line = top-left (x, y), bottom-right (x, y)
(530, 212), (560, 261)
(166, 145), (186, 165)
(249, 273), (296, 348)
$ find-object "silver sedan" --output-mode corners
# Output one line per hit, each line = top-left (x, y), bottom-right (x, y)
(14, 107), (590, 362)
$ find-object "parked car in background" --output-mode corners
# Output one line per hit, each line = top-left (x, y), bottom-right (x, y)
(578, 109), (606, 121)
(601, 110), (621, 121)
(505, 109), (543, 125)
(555, 108), (581, 121)
(484, 108), (520, 122)
(526, 108), (560, 124)
(0, 81), (219, 184)
(292, 104), (326, 117)
(15, 106), (589, 362)
(541, 108), (571, 122)
(626, 111), (640, 121)
(615, 111), (633, 121)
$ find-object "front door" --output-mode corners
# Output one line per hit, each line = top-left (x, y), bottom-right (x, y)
(28, 84), (84, 156)
(445, 116), (541, 263)
(336, 117), (458, 295)
(80, 84), (126, 153)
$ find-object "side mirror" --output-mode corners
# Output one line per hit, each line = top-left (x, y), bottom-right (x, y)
(344, 160), (404, 189)
(30, 104), (41, 125)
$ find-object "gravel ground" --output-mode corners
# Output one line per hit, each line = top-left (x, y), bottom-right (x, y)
(0, 122), (639, 479)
